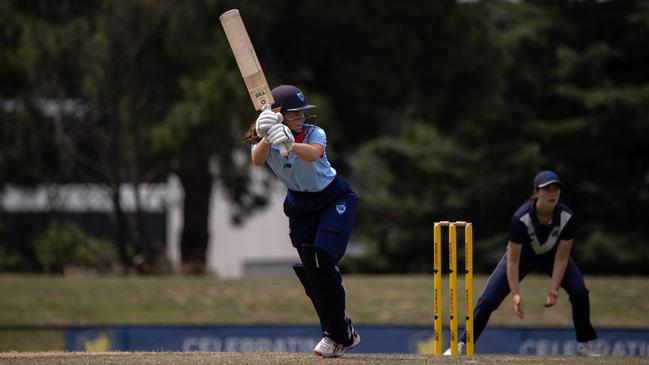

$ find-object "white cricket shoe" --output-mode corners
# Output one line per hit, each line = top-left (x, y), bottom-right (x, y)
(313, 329), (361, 358)
(577, 341), (602, 357)
(443, 341), (466, 356)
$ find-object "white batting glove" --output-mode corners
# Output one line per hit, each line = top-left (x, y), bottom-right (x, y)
(267, 124), (295, 151)
(255, 109), (283, 140)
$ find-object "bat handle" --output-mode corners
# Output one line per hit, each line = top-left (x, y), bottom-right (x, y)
(279, 144), (289, 159)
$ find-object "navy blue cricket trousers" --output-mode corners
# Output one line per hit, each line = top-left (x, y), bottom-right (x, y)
(283, 175), (357, 344)
(459, 248), (598, 344)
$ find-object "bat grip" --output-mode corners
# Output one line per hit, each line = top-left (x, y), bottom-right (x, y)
(279, 144), (289, 159)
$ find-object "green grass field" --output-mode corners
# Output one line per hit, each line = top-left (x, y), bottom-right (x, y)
(0, 274), (647, 355)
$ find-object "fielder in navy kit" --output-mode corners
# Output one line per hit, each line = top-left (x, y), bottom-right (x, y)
(450, 171), (601, 357)
(243, 85), (360, 358)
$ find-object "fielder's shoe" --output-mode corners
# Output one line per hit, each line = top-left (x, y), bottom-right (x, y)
(313, 322), (361, 358)
(443, 341), (466, 356)
(577, 341), (602, 357)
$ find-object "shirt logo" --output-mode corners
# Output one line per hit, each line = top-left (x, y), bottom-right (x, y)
(336, 203), (346, 215)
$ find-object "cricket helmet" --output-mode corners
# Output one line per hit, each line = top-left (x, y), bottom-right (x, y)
(271, 85), (316, 112)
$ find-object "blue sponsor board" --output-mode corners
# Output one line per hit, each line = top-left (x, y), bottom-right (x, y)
(66, 325), (649, 356)
(464, 328), (649, 356)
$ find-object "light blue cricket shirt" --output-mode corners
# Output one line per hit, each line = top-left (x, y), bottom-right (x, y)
(253, 124), (336, 192)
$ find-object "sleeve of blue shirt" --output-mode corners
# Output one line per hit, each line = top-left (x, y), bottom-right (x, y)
(307, 126), (327, 153)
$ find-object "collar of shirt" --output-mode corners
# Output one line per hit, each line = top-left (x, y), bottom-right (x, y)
(294, 129), (305, 143)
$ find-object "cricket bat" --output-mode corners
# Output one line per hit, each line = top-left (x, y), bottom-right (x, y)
(219, 9), (288, 157)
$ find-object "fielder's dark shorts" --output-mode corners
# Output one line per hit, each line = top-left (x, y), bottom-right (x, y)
(283, 175), (357, 263)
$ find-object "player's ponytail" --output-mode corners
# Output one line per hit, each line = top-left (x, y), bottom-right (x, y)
(243, 123), (262, 146)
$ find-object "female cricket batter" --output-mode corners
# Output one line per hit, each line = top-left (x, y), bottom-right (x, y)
(243, 85), (360, 358)
(450, 170), (601, 357)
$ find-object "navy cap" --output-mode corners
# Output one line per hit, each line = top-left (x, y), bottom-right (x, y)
(271, 85), (316, 112)
(533, 170), (562, 190)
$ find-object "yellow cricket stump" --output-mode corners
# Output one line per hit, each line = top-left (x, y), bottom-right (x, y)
(449, 223), (458, 355)
(433, 223), (442, 355)
(465, 223), (474, 356)
(433, 220), (474, 356)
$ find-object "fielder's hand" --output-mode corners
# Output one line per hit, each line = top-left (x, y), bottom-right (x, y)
(544, 289), (559, 307)
(512, 293), (524, 319)
(267, 123), (295, 152)
(255, 109), (283, 140)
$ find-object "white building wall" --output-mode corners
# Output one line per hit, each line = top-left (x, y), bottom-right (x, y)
(206, 176), (297, 278)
